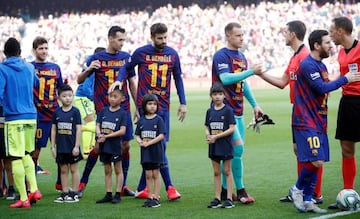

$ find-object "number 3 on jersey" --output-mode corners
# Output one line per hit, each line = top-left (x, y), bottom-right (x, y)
(148, 63), (168, 87)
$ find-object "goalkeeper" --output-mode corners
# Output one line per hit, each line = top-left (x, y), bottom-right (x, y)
(212, 22), (264, 204)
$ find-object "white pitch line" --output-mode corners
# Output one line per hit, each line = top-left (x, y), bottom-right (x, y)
(309, 209), (360, 219)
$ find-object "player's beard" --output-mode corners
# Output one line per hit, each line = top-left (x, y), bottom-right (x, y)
(154, 43), (166, 50)
(319, 48), (329, 59)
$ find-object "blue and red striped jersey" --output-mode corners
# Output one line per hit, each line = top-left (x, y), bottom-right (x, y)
(117, 44), (186, 112)
(293, 55), (331, 133)
(212, 48), (247, 116)
(31, 61), (63, 121)
(87, 50), (135, 113)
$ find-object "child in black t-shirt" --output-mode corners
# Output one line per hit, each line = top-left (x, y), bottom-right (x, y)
(135, 94), (165, 208)
(51, 84), (82, 203)
(95, 86), (127, 204)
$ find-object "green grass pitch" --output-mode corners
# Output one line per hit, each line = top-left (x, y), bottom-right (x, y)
(1, 88), (360, 219)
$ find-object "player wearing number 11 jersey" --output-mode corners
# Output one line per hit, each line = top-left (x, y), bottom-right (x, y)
(114, 23), (186, 201)
(31, 36), (63, 181)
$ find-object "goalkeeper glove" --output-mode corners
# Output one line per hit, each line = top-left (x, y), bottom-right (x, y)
(247, 114), (275, 133)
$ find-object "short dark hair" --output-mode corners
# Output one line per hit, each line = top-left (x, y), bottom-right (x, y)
(332, 16), (353, 34)
(141, 94), (159, 114)
(32, 36), (47, 49)
(108, 26), (125, 37)
(150, 23), (167, 37)
(224, 22), (241, 35)
(110, 85), (124, 95)
(210, 82), (225, 96)
(4, 37), (21, 57)
(94, 47), (105, 54)
(287, 20), (306, 41)
(58, 84), (73, 95)
(308, 29), (329, 51)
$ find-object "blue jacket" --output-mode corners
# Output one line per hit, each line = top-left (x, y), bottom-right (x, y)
(75, 73), (94, 101)
(0, 57), (39, 121)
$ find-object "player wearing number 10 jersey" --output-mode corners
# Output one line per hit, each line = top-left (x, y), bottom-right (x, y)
(31, 36), (64, 179)
(114, 23), (186, 201)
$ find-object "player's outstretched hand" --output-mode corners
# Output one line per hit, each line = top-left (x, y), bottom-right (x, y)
(345, 71), (360, 83)
(178, 104), (186, 122)
(252, 63), (265, 75)
(108, 81), (122, 94)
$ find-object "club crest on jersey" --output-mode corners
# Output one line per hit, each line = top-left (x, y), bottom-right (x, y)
(312, 149), (318, 156)
(232, 59), (246, 69)
(310, 72), (320, 80)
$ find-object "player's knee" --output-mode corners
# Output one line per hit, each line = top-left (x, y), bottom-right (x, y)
(233, 146), (243, 158)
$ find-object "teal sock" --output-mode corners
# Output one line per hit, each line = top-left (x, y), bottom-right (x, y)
(232, 145), (244, 189)
(221, 161), (227, 189)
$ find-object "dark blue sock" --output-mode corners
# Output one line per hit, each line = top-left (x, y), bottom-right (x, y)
(160, 150), (173, 190)
(137, 170), (146, 191)
(122, 157), (129, 186)
(56, 164), (61, 184)
(2, 170), (7, 188)
(304, 171), (318, 202)
(80, 150), (98, 184)
(296, 163), (318, 192)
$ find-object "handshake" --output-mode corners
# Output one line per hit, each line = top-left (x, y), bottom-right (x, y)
(247, 114), (275, 133)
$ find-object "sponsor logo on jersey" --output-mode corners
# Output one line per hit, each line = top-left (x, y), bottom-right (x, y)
(310, 72), (320, 80)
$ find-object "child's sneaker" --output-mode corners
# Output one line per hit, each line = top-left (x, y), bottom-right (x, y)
(221, 199), (235, 208)
(64, 192), (79, 203)
(6, 188), (16, 200)
(111, 193), (121, 204)
(96, 193), (112, 204)
(207, 198), (222, 208)
(149, 198), (161, 208)
(143, 198), (160, 208)
(54, 193), (67, 203)
(142, 198), (152, 207)
(10, 199), (31, 208)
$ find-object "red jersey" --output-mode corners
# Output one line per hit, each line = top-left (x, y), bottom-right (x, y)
(285, 44), (309, 103)
(338, 40), (360, 96)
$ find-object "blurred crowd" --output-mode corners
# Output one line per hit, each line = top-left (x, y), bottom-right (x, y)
(1, 1), (360, 85)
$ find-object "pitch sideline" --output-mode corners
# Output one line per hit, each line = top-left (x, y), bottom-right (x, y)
(309, 209), (360, 219)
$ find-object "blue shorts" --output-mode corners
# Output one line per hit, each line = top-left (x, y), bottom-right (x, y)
(35, 121), (52, 148)
(123, 111), (134, 141)
(294, 128), (329, 162)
